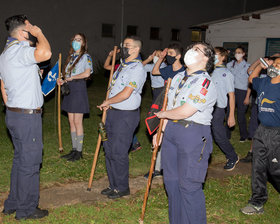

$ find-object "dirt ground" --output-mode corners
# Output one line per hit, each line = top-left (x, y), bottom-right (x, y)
(0, 162), (251, 211)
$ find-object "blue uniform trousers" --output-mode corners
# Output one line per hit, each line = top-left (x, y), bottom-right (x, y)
(4, 110), (43, 219)
(235, 88), (248, 139)
(211, 107), (238, 161)
(152, 87), (164, 104)
(248, 98), (259, 139)
(103, 108), (140, 191)
(161, 121), (212, 224)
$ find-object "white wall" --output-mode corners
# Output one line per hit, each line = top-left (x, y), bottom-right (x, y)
(205, 10), (280, 63)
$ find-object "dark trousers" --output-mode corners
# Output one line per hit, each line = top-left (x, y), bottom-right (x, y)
(248, 99), (259, 139)
(152, 87), (164, 104)
(249, 124), (280, 206)
(161, 121), (212, 224)
(103, 108), (140, 191)
(235, 88), (248, 139)
(211, 107), (238, 161)
(4, 110), (43, 218)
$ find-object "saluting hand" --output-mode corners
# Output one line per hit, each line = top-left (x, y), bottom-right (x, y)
(160, 48), (168, 59)
(25, 20), (42, 37)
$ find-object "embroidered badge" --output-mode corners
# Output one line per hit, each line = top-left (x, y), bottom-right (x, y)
(188, 94), (206, 104)
(180, 101), (185, 105)
(129, 81), (137, 88)
(222, 73), (226, 77)
(202, 78), (211, 89)
(200, 88), (208, 96)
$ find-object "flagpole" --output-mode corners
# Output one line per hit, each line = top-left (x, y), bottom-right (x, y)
(58, 53), (63, 152)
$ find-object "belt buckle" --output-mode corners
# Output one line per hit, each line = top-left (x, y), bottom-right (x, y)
(28, 110), (33, 114)
(185, 124), (189, 128)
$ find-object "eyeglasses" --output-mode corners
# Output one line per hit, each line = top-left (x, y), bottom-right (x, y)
(193, 46), (207, 56)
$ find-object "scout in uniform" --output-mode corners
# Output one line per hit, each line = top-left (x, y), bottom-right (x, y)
(154, 42), (217, 224)
(0, 15), (51, 220)
(98, 36), (146, 199)
(211, 47), (239, 170)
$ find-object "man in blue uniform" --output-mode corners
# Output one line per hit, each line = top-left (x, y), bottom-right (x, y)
(98, 36), (146, 199)
(0, 15), (51, 220)
(154, 42), (217, 224)
(241, 57), (280, 215)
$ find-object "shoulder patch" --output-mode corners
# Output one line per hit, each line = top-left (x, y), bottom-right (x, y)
(202, 78), (211, 89)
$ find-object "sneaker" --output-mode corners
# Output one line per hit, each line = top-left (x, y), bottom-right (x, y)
(130, 142), (142, 152)
(15, 208), (49, 220)
(2, 208), (16, 215)
(61, 149), (76, 159)
(144, 170), (163, 179)
(107, 189), (130, 199)
(224, 157), (239, 171)
(240, 152), (253, 163)
(68, 151), (82, 162)
(240, 203), (264, 215)
(101, 187), (113, 195)
(239, 137), (246, 143)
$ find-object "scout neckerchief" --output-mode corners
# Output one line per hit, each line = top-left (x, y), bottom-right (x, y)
(2, 37), (19, 54)
(172, 70), (206, 107)
(108, 55), (142, 91)
(215, 64), (226, 68)
(66, 52), (79, 77)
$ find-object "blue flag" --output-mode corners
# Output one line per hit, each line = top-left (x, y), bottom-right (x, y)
(42, 61), (59, 96)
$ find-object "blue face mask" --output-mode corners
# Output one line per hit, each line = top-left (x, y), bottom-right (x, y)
(214, 55), (219, 65)
(72, 41), (81, 51)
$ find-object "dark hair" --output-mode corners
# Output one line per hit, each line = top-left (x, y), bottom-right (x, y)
(186, 42), (215, 74)
(124, 35), (142, 51)
(63, 33), (88, 78)
(168, 43), (183, 56)
(5, 14), (27, 35)
(214, 47), (229, 63)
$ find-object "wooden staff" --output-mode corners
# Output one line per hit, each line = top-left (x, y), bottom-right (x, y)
(139, 78), (172, 224)
(57, 53), (63, 152)
(87, 46), (118, 191)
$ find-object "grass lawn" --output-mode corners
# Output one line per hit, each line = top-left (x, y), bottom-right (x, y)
(1, 71), (279, 223)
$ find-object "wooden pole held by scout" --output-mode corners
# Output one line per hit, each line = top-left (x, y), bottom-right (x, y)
(139, 78), (172, 223)
(87, 46), (118, 191)
(58, 53), (63, 152)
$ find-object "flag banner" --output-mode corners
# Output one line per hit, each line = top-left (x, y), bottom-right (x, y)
(42, 61), (59, 96)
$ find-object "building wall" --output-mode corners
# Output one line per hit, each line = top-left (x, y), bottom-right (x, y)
(205, 9), (280, 63)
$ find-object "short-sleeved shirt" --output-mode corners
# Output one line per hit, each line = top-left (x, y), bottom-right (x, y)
(167, 71), (217, 125)
(211, 66), (234, 108)
(65, 53), (93, 77)
(109, 59), (147, 110)
(253, 76), (280, 127)
(0, 37), (43, 109)
(226, 60), (250, 90)
(159, 65), (185, 80)
(144, 62), (166, 88)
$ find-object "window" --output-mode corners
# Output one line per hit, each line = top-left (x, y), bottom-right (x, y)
(127, 25), (138, 36)
(191, 30), (201, 42)
(150, 27), (160, 40)
(223, 42), (248, 62)
(102, 24), (115, 38)
(266, 38), (280, 56)
(171, 29), (180, 41)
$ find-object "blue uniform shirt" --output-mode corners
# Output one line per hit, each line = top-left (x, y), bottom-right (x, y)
(168, 71), (217, 125)
(109, 58), (147, 110)
(160, 65), (185, 80)
(0, 37), (43, 109)
(65, 53), (93, 77)
(227, 60), (250, 90)
(253, 76), (280, 127)
(211, 66), (234, 108)
(144, 63), (166, 88)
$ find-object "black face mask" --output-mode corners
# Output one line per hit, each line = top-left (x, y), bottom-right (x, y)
(166, 55), (176, 65)
(120, 47), (130, 59)
(25, 32), (38, 47)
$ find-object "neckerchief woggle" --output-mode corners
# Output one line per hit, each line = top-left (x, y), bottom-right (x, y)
(108, 55), (142, 91)
(172, 69), (206, 107)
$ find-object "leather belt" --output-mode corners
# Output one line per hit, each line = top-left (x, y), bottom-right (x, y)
(109, 106), (138, 112)
(172, 119), (203, 128)
(7, 107), (42, 114)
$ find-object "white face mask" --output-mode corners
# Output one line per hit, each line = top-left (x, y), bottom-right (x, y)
(153, 56), (159, 64)
(235, 53), (243, 61)
(214, 55), (219, 65)
(184, 49), (199, 66)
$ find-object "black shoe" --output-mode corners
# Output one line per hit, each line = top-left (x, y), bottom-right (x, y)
(108, 189), (130, 199)
(68, 151), (82, 162)
(101, 187), (113, 195)
(61, 149), (76, 159)
(240, 152), (253, 163)
(239, 137), (246, 143)
(144, 170), (163, 179)
(2, 208), (16, 215)
(15, 208), (48, 220)
(130, 142), (142, 152)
